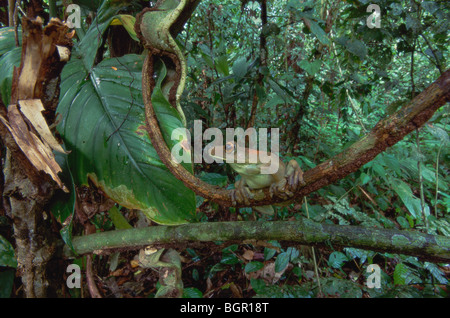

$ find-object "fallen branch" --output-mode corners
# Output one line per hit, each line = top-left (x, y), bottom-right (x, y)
(64, 219), (450, 263)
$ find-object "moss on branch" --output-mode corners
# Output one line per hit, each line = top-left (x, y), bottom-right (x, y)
(65, 219), (450, 263)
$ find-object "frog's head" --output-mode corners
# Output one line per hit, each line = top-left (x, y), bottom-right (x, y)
(207, 141), (280, 175)
(208, 141), (255, 164)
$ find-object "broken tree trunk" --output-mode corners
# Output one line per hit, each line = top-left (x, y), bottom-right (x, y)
(1, 17), (72, 297)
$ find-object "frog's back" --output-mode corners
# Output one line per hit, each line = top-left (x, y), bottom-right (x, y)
(240, 171), (276, 189)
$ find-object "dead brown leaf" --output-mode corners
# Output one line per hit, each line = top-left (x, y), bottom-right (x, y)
(0, 104), (67, 192)
(242, 249), (254, 261)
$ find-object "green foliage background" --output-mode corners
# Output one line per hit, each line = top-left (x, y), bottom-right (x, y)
(0, 0), (448, 298)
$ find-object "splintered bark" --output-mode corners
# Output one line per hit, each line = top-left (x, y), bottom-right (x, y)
(64, 219), (450, 264)
(1, 17), (72, 297)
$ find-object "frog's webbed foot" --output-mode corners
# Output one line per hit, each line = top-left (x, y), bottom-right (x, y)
(286, 160), (305, 192)
(270, 160), (305, 200)
(269, 179), (291, 200)
(230, 187), (273, 215)
(230, 182), (254, 206)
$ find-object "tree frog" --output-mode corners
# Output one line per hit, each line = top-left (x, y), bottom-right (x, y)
(208, 141), (305, 215)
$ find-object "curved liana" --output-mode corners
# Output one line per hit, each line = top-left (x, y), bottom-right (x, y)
(57, 1), (196, 225)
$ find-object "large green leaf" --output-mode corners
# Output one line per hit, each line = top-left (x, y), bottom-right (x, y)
(57, 54), (196, 225)
(108, 205), (133, 230)
(215, 55), (229, 76)
(0, 27), (21, 57)
(306, 19), (330, 46)
(75, 0), (123, 70)
(0, 47), (21, 106)
(393, 263), (422, 285)
(0, 27), (22, 106)
(328, 251), (348, 269)
(336, 37), (367, 60)
(268, 78), (291, 103)
(0, 269), (15, 298)
(298, 59), (322, 76)
(0, 235), (17, 268)
(424, 262), (448, 285)
(232, 57), (248, 80)
(389, 177), (423, 219)
(274, 251), (290, 272)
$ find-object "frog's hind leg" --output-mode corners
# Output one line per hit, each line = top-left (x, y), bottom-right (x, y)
(231, 179), (254, 205)
(269, 160), (305, 199)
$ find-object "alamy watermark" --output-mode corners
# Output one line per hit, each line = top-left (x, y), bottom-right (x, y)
(366, 264), (381, 288)
(170, 120), (281, 174)
(66, 4), (81, 29)
(366, 4), (381, 29)
(66, 264), (81, 288)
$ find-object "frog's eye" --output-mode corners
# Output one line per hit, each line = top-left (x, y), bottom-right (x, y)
(225, 142), (235, 154)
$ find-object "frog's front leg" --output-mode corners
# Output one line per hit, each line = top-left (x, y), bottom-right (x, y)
(231, 178), (254, 206)
(231, 179), (273, 215)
